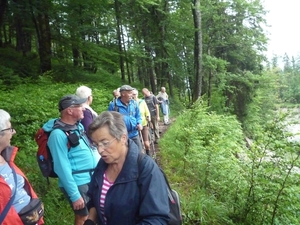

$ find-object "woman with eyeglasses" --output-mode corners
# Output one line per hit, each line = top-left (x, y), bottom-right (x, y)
(83, 111), (169, 225)
(0, 109), (44, 225)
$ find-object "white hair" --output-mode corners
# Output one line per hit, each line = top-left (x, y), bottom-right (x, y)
(76, 86), (92, 99)
(132, 89), (138, 95)
(0, 109), (10, 131)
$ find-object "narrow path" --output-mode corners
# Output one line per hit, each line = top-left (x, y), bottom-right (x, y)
(154, 118), (175, 166)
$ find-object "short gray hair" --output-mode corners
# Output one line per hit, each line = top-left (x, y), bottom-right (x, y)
(0, 109), (11, 133)
(132, 89), (138, 95)
(76, 85), (92, 99)
(88, 111), (127, 140)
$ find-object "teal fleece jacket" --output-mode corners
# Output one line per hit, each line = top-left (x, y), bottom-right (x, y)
(43, 118), (98, 202)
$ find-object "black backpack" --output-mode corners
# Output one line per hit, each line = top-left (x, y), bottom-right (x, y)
(138, 153), (183, 225)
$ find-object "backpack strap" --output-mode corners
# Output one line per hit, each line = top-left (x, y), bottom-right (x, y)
(113, 98), (119, 112)
(151, 95), (156, 109)
(52, 127), (95, 176)
(0, 166), (17, 224)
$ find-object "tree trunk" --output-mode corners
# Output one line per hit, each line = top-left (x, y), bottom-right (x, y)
(0, 0), (7, 47)
(37, 11), (52, 72)
(114, 0), (126, 83)
(72, 47), (80, 67)
(13, 0), (32, 55)
(192, 0), (203, 102)
(30, 0), (52, 72)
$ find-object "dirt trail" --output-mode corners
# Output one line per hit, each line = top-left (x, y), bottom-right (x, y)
(154, 118), (175, 165)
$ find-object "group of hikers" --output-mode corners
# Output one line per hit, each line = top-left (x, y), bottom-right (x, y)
(109, 85), (170, 155)
(0, 84), (171, 225)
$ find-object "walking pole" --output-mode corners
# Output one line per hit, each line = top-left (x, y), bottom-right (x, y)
(139, 130), (145, 154)
(147, 122), (155, 158)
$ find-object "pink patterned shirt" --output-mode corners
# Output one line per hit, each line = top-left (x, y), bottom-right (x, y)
(100, 172), (114, 224)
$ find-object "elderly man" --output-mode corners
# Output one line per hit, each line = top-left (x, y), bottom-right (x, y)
(112, 88), (120, 99)
(142, 88), (160, 144)
(108, 85), (143, 151)
(43, 94), (99, 225)
(157, 87), (170, 125)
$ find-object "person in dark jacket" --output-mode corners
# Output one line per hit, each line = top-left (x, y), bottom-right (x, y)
(75, 85), (98, 133)
(83, 111), (169, 225)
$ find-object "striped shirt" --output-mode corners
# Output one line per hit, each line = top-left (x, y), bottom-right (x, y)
(100, 172), (114, 224)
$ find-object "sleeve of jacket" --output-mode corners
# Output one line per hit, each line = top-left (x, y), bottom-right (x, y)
(86, 171), (97, 211)
(48, 130), (81, 202)
(81, 109), (94, 132)
(138, 157), (169, 224)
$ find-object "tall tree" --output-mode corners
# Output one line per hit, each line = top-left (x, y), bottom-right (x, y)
(0, 0), (8, 47)
(30, 0), (52, 72)
(192, 0), (202, 102)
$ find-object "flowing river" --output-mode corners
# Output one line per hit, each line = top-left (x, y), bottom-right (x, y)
(283, 107), (300, 142)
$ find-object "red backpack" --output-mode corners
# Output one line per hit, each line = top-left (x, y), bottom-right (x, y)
(35, 127), (70, 180)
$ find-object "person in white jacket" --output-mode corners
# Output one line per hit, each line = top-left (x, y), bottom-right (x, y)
(156, 87), (170, 125)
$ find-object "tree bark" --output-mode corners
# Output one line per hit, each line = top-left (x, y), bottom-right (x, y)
(114, 0), (126, 83)
(37, 12), (52, 72)
(30, 0), (52, 72)
(192, 0), (203, 102)
(13, 0), (32, 56)
(0, 0), (8, 47)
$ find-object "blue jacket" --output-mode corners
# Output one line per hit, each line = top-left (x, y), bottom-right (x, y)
(43, 118), (99, 202)
(108, 98), (142, 139)
(86, 140), (169, 225)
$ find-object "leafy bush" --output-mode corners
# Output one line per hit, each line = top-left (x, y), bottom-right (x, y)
(0, 48), (40, 80)
(1, 77), (300, 224)
(0, 79), (111, 224)
(160, 103), (300, 225)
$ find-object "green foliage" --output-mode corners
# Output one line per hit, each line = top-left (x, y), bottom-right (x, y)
(0, 48), (40, 81)
(0, 65), (22, 86)
(276, 54), (300, 104)
(0, 78), (114, 224)
(243, 69), (280, 137)
(160, 103), (300, 225)
(160, 103), (246, 224)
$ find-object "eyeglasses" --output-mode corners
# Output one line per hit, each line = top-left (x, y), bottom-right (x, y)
(92, 138), (117, 150)
(1, 127), (14, 133)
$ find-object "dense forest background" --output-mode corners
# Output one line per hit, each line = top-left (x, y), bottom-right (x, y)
(1, 0), (300, 224)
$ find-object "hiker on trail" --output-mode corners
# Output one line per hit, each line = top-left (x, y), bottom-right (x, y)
(112, 88), (120, 99)
(108, 85), (143, 152)
(83, 111), (169, 225)
(142, 88), (160, 144)
(132, 89), (151, 155)
(157, 87), (170, 125)
(0, 109), (44, 225)
(109, 88), (120, 107)
(43, 94), (99, 225)
(75, 85), (98, 134)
